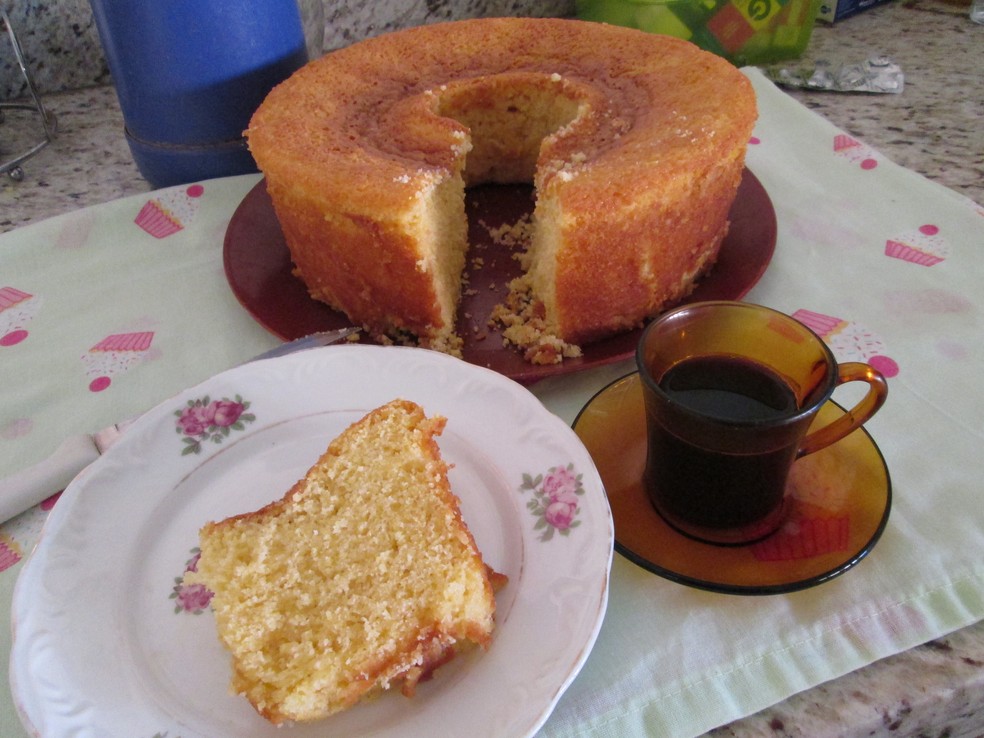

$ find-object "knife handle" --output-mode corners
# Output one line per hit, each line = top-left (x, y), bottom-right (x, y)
(0, 435), (100, 524)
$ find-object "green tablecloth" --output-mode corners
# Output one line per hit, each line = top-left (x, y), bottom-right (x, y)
(2, 69), (983, 736)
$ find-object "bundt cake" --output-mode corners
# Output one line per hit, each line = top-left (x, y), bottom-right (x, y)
(246, 17), (757, 357)
(187, 399), (502, 724)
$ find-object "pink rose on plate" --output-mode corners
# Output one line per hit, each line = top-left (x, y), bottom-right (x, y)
(175, 394), (255, 455)
(520, 463), (585, 541)
(177, 404), (213, 437)
(211, 399), (244, 427)
(185, 551), (201, 572)
(542, 466), (579, 501)
(170, 549), (213, 614)
(545, 490), (579, 530)
(174, 582), (213, 613)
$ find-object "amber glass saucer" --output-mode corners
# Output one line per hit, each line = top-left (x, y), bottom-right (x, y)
(573, 373), (891, 595)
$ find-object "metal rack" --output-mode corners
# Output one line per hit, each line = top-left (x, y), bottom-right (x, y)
(1, 9), (57, 181)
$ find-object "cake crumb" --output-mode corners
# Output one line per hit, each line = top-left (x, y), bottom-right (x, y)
(490, 274), (583, 365)
(482, 213), (533, 250)
(479, 212), (583, 365)
(368, 326), (463, 359)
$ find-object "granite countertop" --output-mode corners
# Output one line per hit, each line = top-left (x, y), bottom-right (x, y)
(2, 1), (982, 736)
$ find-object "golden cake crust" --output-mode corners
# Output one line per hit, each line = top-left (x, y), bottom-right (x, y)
(247, 17), (757, 349)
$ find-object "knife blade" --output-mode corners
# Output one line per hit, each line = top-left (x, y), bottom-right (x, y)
(0, 327), (359, 524)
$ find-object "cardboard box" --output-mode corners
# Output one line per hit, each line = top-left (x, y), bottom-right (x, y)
(576, 0), (822, 66)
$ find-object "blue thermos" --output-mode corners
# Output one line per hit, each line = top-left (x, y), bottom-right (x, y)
(89, 0), (309, 188)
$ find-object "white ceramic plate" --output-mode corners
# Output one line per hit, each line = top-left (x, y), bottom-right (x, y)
(11, 345), (613, 738)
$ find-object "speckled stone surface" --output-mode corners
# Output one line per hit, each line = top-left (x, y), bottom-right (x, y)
(708, 624), (984, 737)
(0, 84), (146, 231)
(0, 0), (574, 97)
(0, 0), (108, 99)
(1, 2), (982, 736)
(776, 0), (984, 206)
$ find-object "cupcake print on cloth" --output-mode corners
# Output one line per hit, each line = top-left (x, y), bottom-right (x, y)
(82, 331), (155, 392)
(0, 286), (41, 347)
(751, 518), (850, 562)
(793, 309), (899, 378)
(0, 533), (21, 572)
(885, 224), (948, 267)
(0, 493), (61, 573)
(833, 133), (878, 170)
(751, 474), (850, 562)
(134, 183), (205, 238)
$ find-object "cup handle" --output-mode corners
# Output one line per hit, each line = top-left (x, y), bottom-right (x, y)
(797, 362), (888, 458)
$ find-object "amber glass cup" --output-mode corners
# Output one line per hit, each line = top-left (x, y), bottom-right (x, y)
(636, 301), (888, 546)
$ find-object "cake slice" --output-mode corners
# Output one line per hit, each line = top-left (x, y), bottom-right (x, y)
(187, 399), (502, 724)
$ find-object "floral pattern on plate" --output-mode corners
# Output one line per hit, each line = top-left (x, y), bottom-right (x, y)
(520, 464), (585, 541)
(170, 548), (212, 615)
(175, 394), (255, 455)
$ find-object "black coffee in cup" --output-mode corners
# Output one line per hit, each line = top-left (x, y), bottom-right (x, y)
(646, 355), (799, 534)
(636, 301), (888, 546)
